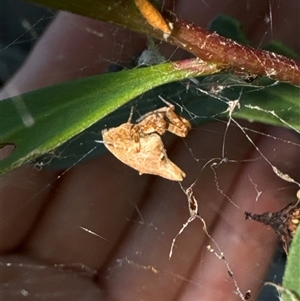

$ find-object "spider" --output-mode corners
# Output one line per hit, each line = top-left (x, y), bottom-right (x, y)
(101, 98), (191, 181)
(129, 97), (191, 151)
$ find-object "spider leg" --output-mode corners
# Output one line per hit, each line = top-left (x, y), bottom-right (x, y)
(158, 95), (174, 108)
(130, 124), (142, 152)
(164, 109), (191, 137)
(127, 106), (134, 123)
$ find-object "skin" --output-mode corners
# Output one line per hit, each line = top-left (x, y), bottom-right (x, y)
(1, 1), (299, 300)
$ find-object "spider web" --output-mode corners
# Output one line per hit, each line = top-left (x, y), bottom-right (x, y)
(1, 1), (300, 301)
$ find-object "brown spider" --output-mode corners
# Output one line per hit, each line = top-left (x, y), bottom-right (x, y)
(101, 98), (191, 181)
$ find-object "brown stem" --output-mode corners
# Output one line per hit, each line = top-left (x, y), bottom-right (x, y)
(164, 12), (300, 86)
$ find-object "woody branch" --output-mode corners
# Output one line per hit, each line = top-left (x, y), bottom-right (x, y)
(163, 11), (300, 86)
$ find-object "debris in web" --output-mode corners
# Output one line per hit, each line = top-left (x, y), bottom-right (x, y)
(169, 182), (198, 259)
(247, 175), (263, 203)
(206, 245), (251, 301)
(220, 92), (242, 158)
(231, 118), (300, 187)
(169, 182), (250, 301)
(244, 105), (300, 134)
(210, 159), (241, 209)
(113, 256), (200, 286)
(245, 190), (300, 254)
(137, 37), (166, 66)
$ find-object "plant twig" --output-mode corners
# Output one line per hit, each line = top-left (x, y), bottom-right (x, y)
(164, 12), (300, 86)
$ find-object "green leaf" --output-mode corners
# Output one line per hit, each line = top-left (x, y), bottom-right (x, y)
(0, 60), (220, 176)
(282, 222), (300, 301)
